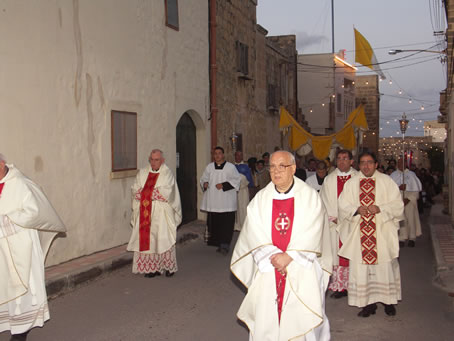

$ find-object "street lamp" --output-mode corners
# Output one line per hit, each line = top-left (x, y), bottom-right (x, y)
(399, 113), (409, 194)
(388, 49), (447, 55)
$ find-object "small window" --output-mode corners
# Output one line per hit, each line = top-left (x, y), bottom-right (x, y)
(111, 111), (137, 171)
(236, 41), (249, 75)
(267, 83), (277, 109)
(165, 0), (179, 30)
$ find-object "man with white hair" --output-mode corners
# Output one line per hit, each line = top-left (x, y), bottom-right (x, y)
(0, 154), (66, 340)
(231, 150), (331, 341)
(128, 149), (182, 278)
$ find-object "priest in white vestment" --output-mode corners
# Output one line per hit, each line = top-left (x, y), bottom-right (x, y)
(0, 154), (66, 340)
(200, 146), (242, 255)
(390, 159), (422, 248)
(128, 149), (182, 278)
(320, 150), (357, 299)
(231, 151), (331, 341)
(305, 161), (328, 192)
(338, 152), (404, 318)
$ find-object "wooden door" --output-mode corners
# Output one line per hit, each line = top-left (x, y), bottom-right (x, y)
(176, 113), (197, 224)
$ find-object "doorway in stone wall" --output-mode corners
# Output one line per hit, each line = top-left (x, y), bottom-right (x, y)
(176, 112), (197, 224)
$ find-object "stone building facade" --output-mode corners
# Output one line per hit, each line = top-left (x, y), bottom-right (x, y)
(297, 52), (356, 135)
(0, 1), (210, 265)
(355, 75), (380, 155)
(214, 0), (298, 161)
(440, 0), (454, 220)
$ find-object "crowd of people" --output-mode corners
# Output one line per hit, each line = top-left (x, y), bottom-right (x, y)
(1, 145), (438, 340)
(215, 147), (431, 340)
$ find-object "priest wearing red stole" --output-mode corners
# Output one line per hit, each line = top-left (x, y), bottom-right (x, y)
(0, 154), (66, 340)
(320, 150), (357, 299)
(128, 149), (182, 278)
(231, 151), (331, 341)
(338, 152), (404, 317)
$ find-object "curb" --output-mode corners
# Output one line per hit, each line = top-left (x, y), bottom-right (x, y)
(45, 220), (206, 299)
(430, 223), (454, 293)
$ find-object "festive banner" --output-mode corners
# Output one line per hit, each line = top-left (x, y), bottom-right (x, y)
(279, 105), (369, 160)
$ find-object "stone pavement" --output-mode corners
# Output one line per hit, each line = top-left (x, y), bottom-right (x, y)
(429, 196), (454, 295)
(44, 220), (206, 299)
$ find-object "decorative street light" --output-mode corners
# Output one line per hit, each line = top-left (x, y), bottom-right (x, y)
(230, 132), (238, 152)
(398, 113), (409, 193)
(388, 49), (447, 55)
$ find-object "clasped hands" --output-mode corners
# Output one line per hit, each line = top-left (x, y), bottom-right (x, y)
(357, 205), (380, 216)
(203, 182), (223, 190)
(270, 252), (293, 275)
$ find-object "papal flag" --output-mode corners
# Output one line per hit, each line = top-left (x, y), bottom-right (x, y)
(354, 28), (386, 79)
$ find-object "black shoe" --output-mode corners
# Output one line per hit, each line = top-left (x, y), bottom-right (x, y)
(408, 240), (415, 248)
(165, 271), (174, 277)
(144, 272), (160, 278)
(384, 304), (396, 316)
(216, 247), (222, 253)
(399, 241), (405, 248)
(331, 290), (348, 299)
(357, 303), (377, 317)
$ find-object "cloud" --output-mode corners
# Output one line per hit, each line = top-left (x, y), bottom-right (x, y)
(293, 31), (329, 52)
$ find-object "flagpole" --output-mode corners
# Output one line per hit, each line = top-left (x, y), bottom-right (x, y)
(331, 0), (335, 53)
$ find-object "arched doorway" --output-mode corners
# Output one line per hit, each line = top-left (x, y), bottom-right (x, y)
(176, 112), (197, 224)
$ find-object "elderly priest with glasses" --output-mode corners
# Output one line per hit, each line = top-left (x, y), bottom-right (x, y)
(231, 150), (331, 341)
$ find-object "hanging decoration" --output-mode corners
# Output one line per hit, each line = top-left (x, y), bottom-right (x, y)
(279, 105), (369, 160)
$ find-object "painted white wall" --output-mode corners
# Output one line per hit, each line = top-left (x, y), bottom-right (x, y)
(0, 0), (209, 266)
(297, 54), (332, 134)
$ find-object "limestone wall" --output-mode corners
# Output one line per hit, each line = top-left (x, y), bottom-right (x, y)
(0, 0), (209, 265)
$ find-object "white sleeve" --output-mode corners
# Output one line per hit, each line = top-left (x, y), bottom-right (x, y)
(286, 250), (316, 268)
(251, 245), (282, 272)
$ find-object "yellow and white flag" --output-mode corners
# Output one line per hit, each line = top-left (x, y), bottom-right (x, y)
(354, 28), (386, 79)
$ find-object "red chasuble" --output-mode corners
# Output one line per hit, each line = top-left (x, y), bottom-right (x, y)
(271, 197), (294, 321)
(139, 172), (159, 251)
(359, 178), (377, 264)
(337, 175), (351, 267)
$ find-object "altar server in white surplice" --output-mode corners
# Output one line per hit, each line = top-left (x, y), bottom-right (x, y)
(390, 158), (422, 248)
(0, 154), (66, 340)
(200, 146), (242, 255)
(320, 149), (357, 299)
(231, 151), (331, 341)
(128, 149), (182, 278)
(305, 161), (328, 192)
(338, 152), (404, 318)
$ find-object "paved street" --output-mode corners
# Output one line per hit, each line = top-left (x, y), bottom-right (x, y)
(2, 210), (454, 341)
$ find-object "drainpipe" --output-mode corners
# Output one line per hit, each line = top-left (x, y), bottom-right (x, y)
(209, 0), (217, 152)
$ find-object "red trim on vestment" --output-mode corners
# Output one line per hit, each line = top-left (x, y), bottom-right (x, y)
(0, 183), (4, 196)
(139, 172), (159, 251)
(359, 178), (377, 265)
(272, 198), (294, 322)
